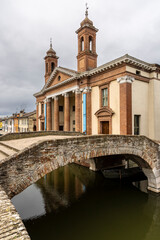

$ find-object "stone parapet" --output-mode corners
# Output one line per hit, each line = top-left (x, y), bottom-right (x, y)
(0, 186), (30, 239)
(0, 130), (83, 141)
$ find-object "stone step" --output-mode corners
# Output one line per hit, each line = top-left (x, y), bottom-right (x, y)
(0, 145), (17, 156)
(0, 142), (19, 152)
(0, 152), (7, 161)
(0, 150), (9, 157)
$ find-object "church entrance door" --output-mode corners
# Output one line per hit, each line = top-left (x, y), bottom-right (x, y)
(102, 121), (109, 134)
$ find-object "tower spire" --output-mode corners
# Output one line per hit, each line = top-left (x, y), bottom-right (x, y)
(85, 3), (88, 18)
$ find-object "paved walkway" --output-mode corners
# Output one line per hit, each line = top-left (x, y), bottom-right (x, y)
(0, 135), (74, 162)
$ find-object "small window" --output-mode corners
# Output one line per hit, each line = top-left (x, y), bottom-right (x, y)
(81, 36), (84, 51)
(136, 70), (141, 75)
(51, 62), (55, 72)
(41, 103), (44, 114)
(89, 36), (93, 52)
(59, 125), (63, 131)
(59, 106), (63, 112)
(58, 76), (61, 81)
(73, 128), (75, 131)
(73, 120), (75, 125)
(102, 88), (108, 107)
(73, 106), (75, 112)
(46, 63), (48, 73)
(134, 115), (140, 135)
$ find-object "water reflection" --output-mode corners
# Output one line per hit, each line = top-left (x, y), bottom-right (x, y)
(12, 164), (87, 220)
(12, 164), (160, 240)
(12, 184), (45, 220)
(133, 180), (148, 193)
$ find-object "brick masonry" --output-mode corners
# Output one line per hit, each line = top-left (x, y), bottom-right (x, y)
(0, 134), (160, 239)
(120, 82), (132, 135)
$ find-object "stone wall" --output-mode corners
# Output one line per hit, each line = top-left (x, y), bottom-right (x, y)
(0, 135), (160, 199)
(0, 186), (30, 239)
(0, 130), (83, 141)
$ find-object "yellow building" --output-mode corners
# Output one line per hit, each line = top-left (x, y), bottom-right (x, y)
(0, 120), (2, 130)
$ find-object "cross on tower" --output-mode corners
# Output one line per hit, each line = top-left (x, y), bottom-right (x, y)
(85, 3), (89, 17)
(50, 38), (52, 48)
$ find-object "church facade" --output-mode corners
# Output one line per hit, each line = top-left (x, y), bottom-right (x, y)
(34, 10), (160, 140)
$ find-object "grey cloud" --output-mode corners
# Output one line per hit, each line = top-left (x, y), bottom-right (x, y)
(0, 0), (160, 117)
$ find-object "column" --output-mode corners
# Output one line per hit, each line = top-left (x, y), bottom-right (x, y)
(83, 92), (87, 133)
(54, 96), (59, 131)
(117, 76), (134, 135)
(44, 101), (47, 131)
(86, 88), (92, 135)
(36, 102), (39, 131)
(75, 89), (81, 132)
(64, 93), (70, 131)
(46, 98), (52, 131)
(83, 87), (92, 135)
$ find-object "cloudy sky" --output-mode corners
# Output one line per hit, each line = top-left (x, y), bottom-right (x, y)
(0, 0), (160, 117)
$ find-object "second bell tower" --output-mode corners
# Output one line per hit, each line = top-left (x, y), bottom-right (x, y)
(76, 5), (98, 72)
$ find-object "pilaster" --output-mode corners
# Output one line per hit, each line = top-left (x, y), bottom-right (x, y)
(117, 76), (134, 135)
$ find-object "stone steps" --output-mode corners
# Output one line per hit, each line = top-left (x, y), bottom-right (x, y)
(0, 142), (19, 161)
(0, 152), (8, 162)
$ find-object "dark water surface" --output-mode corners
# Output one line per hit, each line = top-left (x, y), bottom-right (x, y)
(12, 164), (160, 240)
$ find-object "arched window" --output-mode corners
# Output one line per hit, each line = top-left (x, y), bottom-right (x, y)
(58, 75), (61, 81)
(89, 36), (93, 52)
(51, 62), (55, 72)
(81, 36), (84, 51)
(46, 63), (48, 73)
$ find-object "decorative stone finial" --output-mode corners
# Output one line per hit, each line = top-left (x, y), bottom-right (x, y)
(50, 38), (52, 48)
(85, 3), (89, 18)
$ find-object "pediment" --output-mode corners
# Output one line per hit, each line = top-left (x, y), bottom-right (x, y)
(47, 71), (72, 88)
(95, 107), (114, 118)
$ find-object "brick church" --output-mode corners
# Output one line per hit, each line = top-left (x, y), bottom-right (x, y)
(34, 8), (160, 140)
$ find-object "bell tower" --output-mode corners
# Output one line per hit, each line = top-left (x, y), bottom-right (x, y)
(44, 39), (59, 83)
(76, 5), (98, 72)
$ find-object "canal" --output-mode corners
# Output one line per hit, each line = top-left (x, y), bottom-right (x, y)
(12, 164), (160, 240)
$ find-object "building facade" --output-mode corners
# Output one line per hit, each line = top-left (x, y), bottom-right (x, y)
(18, 110), (36, 132)
(1, 110), (36, 133)
(34, 10), (160, 140)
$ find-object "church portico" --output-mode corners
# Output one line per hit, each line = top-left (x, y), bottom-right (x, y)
(42, 89), (79, 132)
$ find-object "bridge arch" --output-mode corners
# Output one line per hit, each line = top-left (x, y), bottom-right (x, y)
(0, 135), (160, 198)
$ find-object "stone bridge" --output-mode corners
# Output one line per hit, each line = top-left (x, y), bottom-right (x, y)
(0, 135), (160, 197)
(0, 134), (160, 239)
